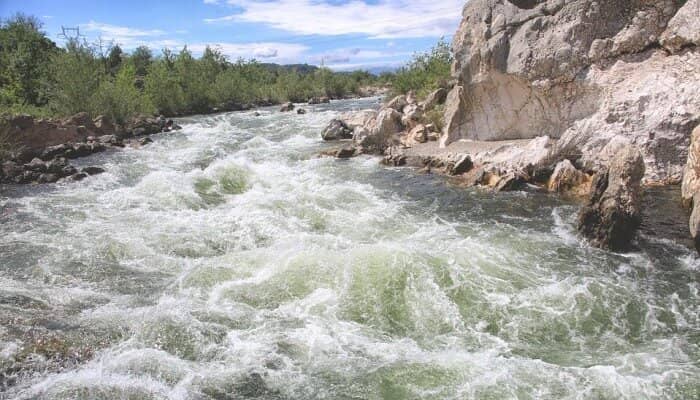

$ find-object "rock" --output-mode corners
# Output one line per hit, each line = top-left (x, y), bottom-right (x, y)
(385, 95), (407, 112)
(339, 110), (377, 130)
(335, 147), (356, 159)
(82, 166), (105, 176)
(63, 112), (95, 130)
(296, 108), (307, 115)
(493, 170), (529, 192)
(681, 125), (700, 209)
(462, 166), (487, 187)
(577, 146), (645, 251)
(444, 0), (700, 182)
(280, 102), (295, 112)
(447, 154), (473, 176)
(137, 137), (153, 146)
(406, 124), (428, 144)
(401, 103), (423, 129)
(440, 86), (468, 147)
(548, 159), (588, 194)
(93, 115), (116, 136)
(360, 108), (403, 153)
(660, 0), (700, 53)
(70, 172), (88, 181)
(321, 119), (353, 141)
(65, 142), (105, 159)
(254, 112), (261, 117)
(406, 91), (417, 105)
(24, 158), (47, 173)
(420, 88), (447, 111)
(40, 144), (70, 160)
(682, 125), (700, 253)
(2, 161), (23, 182)
(37, 173), (59, 184)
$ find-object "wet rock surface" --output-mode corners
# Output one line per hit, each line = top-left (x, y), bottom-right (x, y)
(0, 113), (179, 185)
(577, 146), (646, 251)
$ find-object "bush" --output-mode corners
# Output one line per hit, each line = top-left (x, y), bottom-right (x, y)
(389, 38), (452, 99)
(91, 63), (153, 123)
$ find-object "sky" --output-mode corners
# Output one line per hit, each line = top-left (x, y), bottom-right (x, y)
(0, 0), (464, 71)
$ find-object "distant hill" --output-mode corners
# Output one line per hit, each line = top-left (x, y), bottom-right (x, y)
(259, 63), (319, 74)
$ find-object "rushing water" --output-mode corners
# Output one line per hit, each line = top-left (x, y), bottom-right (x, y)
(0, 98), (698, 399)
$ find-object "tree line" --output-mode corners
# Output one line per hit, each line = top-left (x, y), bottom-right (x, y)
(0, 14), (377, 123)
(1, 14), (453, 124)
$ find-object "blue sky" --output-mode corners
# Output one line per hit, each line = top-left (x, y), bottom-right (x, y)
(0, 0), (464, 71)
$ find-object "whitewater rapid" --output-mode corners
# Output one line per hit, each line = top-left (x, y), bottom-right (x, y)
(0, 98), (698, 399)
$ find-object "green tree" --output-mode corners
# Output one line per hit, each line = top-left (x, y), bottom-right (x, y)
(46, 39), (104, 116)
(0, 14), (57, 106)
(144, 59), (185, 116)
(131, 45), (152, 77)
(106, 44), (123, 76)
(91, 62), (153, 123)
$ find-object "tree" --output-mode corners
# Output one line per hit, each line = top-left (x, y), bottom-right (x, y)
(131, 45), (152, 77)
(106, 44), (123, 75)
(47, 39), (104, 116)
(91, 62), (153, 123)
(0, 14), (58, 106)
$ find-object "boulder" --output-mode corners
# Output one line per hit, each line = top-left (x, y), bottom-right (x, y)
(493, 170), (529, 192)
(321, 119), (353, 141)
(420, 88), (447, 112)
(406, 91), (417, 105)
(444, 0), (700, 182)
(447, 154), (473, 176)
(385, 95), (407, 112)
(280, 102), (295, 112)
(296, 108), (307, 115)
(577, 146), (645, 251)
(93, 115), (116, 136)
(82, 166), (105, 176)
(682, 125), (700, 253)
(335, 147), (356, 159)
(548, 159), (588, 194)
(359, 108), (403, 153)
(406, 124), (429, 145)
(660, 0), (700, 53)
(401, 103), (423, 129)
(682, 125), (700, 208)
(339, 110), (377, 130)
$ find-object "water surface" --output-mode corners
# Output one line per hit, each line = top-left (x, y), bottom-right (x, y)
(1, 98), (698, 399)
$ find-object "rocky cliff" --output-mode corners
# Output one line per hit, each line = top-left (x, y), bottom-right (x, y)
(442, 0), (700, 183)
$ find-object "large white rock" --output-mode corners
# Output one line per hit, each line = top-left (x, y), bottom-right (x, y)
(661, 0), (700, 52)
(443, 0), (700, 182)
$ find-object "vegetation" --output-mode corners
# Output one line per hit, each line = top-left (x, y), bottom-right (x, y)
(386, 38), (453, 99)
(1, 13), (453, 125)
(0, 14), (377, 121)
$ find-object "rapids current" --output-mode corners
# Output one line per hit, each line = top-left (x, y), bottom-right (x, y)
(0, 98), (698, 399)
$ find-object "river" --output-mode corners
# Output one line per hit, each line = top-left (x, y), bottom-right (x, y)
(0, 98), (698, 399)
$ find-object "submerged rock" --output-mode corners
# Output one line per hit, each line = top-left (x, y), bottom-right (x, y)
(577, 146), (645, 251)
(279, 102), (295, 112)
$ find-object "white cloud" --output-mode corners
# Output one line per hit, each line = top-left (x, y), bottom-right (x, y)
(81, 21), (165, 38)
(310, 47), (410, 65)
(186, 42), (308, 62)
(204, 0), (463, 38)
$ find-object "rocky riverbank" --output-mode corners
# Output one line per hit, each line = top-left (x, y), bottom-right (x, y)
(318, 0), (700, 253)
(0, 113), (181, 184)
